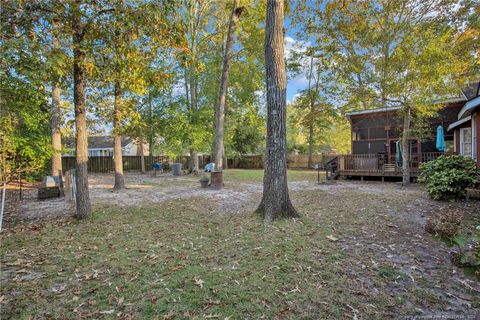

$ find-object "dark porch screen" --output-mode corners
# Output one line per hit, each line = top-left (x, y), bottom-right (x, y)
(352, 140), (387, 154)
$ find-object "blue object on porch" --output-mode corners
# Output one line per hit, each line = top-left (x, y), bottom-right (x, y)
(436, 125), (445, 152)
(395, 141), (403, 167)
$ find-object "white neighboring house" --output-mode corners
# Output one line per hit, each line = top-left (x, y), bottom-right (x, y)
(63, 136), (149, 157)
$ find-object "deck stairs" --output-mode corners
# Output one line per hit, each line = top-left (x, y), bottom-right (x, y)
(317, 156), (339, 184)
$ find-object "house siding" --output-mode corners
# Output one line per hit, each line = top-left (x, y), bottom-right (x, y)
(475, 110), (480, 166)
(123, 141), (150, 156)
(453, 113), (480, 167)
(455, 129), (460, 153)
(63, 136), (149, 157)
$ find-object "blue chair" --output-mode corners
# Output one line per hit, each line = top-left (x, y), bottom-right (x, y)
(151, 162), (163, 176)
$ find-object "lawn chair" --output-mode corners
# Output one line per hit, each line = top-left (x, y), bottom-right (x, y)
(151, 162), (163, 176)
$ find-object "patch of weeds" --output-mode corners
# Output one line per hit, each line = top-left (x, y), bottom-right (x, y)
(412, 288), (439, 305)
(425, 207), (465, 240)
(427, 206), (480, 280)
(376, 265), (406, 281)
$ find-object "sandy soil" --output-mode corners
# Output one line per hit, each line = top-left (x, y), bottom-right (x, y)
(4, 172), (426, 223)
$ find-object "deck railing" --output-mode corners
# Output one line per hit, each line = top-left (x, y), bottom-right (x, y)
(338, 152), (446, 173)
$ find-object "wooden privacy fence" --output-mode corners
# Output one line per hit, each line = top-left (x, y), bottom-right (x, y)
(287, 154), (338, 169)
(62, 154), (339, 173)
(225, 154), (339, 170)
(63, 156), (168, 173)
(62, 155), (213, 173)
(227, 155), (263, 169)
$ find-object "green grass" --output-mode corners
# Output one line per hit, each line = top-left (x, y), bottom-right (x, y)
(223, 169), (320, 183)
(376, 265), (406, 281)
(2, 201), (345, 319)
(1, 171), (478, 319)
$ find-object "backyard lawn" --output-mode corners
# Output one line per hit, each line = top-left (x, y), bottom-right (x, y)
(1, 170), (479, 319)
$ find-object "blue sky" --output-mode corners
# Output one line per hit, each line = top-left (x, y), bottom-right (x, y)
(284, 9), (313, 104)
(285, 34), (309, 103)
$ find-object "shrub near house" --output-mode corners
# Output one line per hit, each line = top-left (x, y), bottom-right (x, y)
(419, 155), (479, 200)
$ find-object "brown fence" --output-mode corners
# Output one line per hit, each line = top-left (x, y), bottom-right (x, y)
(287, 154), (338, 169)
(62, 154), (339, 173)
(227, 155), (263, 169)
(62, 156), (197, 173)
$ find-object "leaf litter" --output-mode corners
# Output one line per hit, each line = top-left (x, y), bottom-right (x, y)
(1, 170), (479, 318)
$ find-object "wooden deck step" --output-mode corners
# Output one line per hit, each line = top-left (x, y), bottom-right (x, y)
(383, 164), (396, 172)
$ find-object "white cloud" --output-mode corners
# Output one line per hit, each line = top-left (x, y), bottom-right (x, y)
(171, 82), (185, 97)
(285, 36), (312, 97)
(284, 36), (312, 92)
(284, 36), (297, 59)
(287, 92), (302, 105)
(284, 36), (311, 61)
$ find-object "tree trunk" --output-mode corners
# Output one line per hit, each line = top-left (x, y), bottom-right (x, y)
(140, 136), (146, 174)
(305, 54), (320, 169)
(51, 24), (62, 177)
(147, 89), (153, 156)
(210, 142), (216, 164)
(401, 107), (411, 185)
(192, 151), (199, 173)
(257, 0), (298, 221)
(223, 147), (228, 169)
(189, 66), (197, 113)
(188, 60), (198, 173)
(51, 84), (62, 176)
(72, 2), (91, 219)
(213, 0), (242, 172)
(308, 124), (314, 168)
(113, 82), (125, 190)
(306, 55), (314, 169)
(183, 68), (194, 172)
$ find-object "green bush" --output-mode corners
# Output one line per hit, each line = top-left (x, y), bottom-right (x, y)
(419, 155), (479, 200)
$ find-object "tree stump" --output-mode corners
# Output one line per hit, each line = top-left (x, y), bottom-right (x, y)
(210, 171), (223, 189)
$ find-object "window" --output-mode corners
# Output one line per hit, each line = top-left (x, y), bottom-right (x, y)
(352, 127), (388, 140)
(352, 129), (368, 141)
(369, 127), (387, 139)
(460, 127), (472, 157)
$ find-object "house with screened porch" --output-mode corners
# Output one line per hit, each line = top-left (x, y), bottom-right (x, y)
(324, 82), (480, 181)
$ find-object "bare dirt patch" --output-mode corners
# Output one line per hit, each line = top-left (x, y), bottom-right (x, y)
(3, 172), (473, 225)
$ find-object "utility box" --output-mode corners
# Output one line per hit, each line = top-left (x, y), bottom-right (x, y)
(42, 176), (61, 187)
(38, 175), (64, 200)
(172, 163), (182, 176)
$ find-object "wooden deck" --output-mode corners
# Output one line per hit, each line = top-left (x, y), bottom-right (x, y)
(325, 152), (445, 180)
